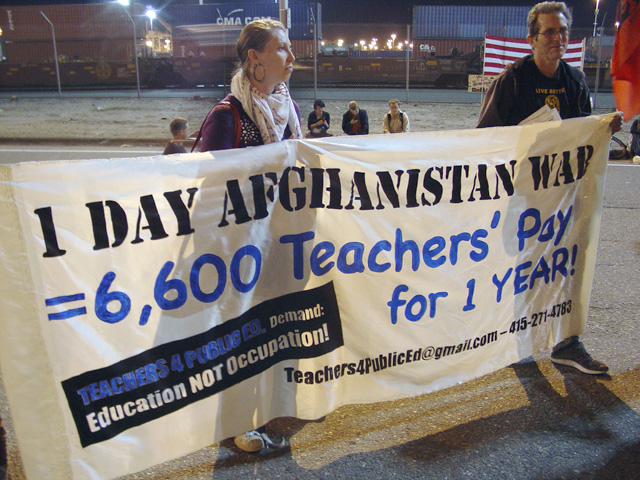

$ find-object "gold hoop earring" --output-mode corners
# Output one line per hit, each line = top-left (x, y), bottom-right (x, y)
(253, 63), (266, 83)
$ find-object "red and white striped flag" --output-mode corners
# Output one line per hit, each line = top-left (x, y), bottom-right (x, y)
(483, 34), (585, 75)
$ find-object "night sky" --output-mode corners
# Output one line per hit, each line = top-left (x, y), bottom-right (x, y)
(0, 0), (621, 30)
(321, 0), (618, 29)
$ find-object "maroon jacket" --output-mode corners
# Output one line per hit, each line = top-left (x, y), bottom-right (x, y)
(197, 93), (300, 152)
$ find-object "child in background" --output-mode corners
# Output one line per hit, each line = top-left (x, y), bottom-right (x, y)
(163, 117), (190, 155)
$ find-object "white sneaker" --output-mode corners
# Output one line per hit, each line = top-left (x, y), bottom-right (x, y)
(234, 430), (265, 452)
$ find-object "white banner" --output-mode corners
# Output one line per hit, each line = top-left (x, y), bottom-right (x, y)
(0, 114), (613, 479)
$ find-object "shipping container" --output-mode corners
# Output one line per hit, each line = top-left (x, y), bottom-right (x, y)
(292, 56), (480, 88)
(162, 1), (319, 40)
(412, 39), (482, 59)
(168, 37), (315, 63)
(0, 60), (139, 87)
(0, 4), (147, 43)
(2, 39), (134, 64)
(412, 5), (531, 39)
(290, 39), (315, 58)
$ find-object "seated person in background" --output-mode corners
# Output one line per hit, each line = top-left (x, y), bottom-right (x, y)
(383, 99), (410, 133)
(342, 101), (369, 135)
(306, 99), (332, 137)
(162, 117), (190, 155)
(630, 116), (640, 157)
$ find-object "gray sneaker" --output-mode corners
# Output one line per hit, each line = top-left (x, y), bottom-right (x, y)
(551, 342), (609, 375)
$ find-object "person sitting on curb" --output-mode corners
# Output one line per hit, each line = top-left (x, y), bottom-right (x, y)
(306, 99), (332, 138)
(342, 101), (369, 135)
(383, 99), (410, 133)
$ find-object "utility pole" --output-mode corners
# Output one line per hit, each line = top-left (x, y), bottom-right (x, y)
(40, 12), (62, 99)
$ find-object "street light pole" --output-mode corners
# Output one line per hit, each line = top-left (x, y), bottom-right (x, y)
(592, 0), (600, 38)
(279, 0), (289, 33)
(279, 0), (290, 89)
(309, 3), (318, 101)
(593, 12), (606, 110)
(405, 24), (410, 104)
(40, 11), (62, 99)
(119, 1), (141, 99)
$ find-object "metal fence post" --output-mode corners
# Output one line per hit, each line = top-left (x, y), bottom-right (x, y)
(405, 24), (410, 104)
(121, 6), (141, 99)
(40, 12), (62, 99)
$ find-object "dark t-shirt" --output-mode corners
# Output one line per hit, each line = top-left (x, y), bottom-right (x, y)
(527, 63), (574, 120)
(477, 56), (591, 128)
(163, 141), (187, 155)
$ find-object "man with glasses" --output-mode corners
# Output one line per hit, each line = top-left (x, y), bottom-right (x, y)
(478, 2), (621, 375)
(478, 1), (621, 131)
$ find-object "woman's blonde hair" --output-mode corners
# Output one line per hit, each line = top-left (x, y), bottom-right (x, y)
(236, 18), (286, 72)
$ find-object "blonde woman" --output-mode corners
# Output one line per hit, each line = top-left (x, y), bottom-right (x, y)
(192, 19), (302, 453)
(194, 19), (302, 152)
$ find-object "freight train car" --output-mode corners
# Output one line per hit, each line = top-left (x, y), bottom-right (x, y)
(293, 52), (481, 88)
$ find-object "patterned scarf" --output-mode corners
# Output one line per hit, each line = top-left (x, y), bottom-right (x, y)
(230, 71), (303, 144)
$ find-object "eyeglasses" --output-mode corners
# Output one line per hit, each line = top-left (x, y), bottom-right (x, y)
(536, 27), (570, 39)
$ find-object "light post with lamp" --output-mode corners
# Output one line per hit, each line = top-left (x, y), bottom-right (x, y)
(39, 11), (62, 99)
(593, 11), (606, 109)
(117, 0), (141, 98)
(145, 6), (155, 54)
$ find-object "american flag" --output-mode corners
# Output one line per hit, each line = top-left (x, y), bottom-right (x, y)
(483, 35), (585, 75)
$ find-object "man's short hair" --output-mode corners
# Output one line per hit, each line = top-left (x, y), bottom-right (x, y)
(349, 101), (358, 110)
(170, 117), (188, 136)
(389, 99), (400, 107)
(314, 99), (325, 109)
(527, 1), (572, 37)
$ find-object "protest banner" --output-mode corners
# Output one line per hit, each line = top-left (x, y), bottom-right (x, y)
(0, 114), (614, 479)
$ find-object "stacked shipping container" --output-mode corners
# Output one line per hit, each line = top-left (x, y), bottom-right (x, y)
(0, 3), (148, 63)
(411, 5), (530, 60)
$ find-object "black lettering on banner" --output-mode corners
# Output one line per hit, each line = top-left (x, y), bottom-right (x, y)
(61, 282), (343, 447)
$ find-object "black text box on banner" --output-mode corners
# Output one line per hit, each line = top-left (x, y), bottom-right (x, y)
(61, 282), (343, 447)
